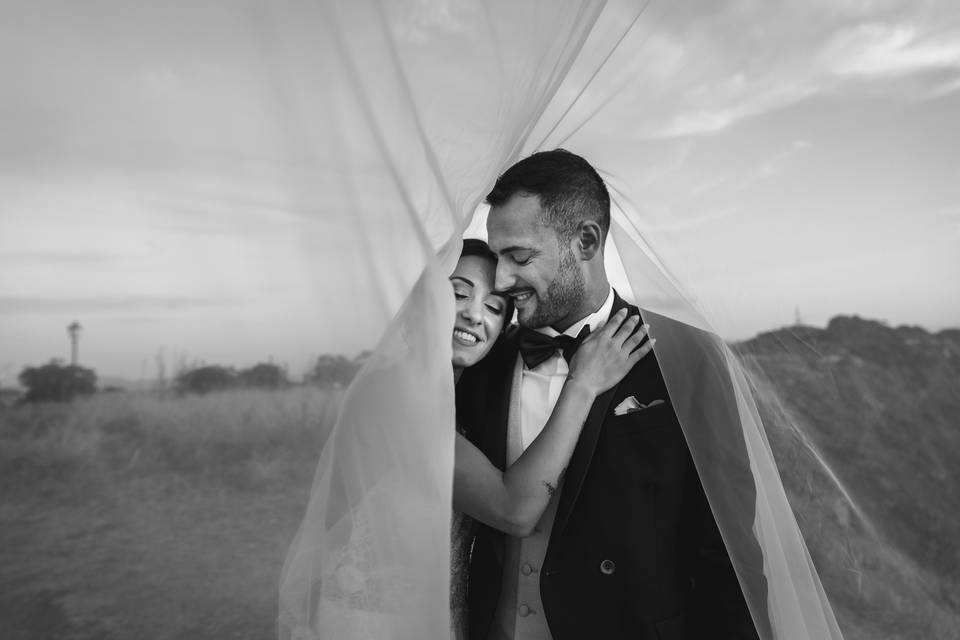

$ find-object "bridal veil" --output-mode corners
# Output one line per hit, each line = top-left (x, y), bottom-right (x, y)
(245, 1), (927, 638)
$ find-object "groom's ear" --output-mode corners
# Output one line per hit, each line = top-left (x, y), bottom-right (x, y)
(575, 220), (604, 260)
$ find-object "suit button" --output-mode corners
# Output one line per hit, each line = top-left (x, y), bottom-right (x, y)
(600, 559), (616, 575)
(518, 604), (531, 617)
(521, 563), (534, 576)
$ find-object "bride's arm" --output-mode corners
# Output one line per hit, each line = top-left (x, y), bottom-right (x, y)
(453, 310), (651, 537)
(453, 380), (594, 537)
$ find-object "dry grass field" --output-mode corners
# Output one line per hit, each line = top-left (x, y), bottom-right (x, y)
(2, 317), (957, 639)
(1, 388), (341, 640)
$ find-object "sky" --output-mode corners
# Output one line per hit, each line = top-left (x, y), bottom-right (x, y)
(2, 0), (959, 382)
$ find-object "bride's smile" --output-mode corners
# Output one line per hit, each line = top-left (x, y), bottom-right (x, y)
(448, 244), (511, 370)
(453, 327), (483, 347)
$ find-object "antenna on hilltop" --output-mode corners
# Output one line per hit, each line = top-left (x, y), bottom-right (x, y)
(67, 320), (82, 366)
(794, 306), (803, 327)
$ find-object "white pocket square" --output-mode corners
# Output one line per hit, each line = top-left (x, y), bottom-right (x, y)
(613, 396), (665, 416)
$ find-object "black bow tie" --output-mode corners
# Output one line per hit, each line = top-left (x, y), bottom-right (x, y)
(518, 325), (590, 369)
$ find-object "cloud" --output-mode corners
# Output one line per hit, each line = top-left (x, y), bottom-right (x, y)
(653, 82), (816, 138)
(917, 73), (960, 99)
(760, 140), (812, 177)
(823, 23), (960, 78)
(387, 0), (476, 45)
(0, 295), (241, 315)
(681, 139), (813, 199)
(619, 2), (960, 140)
(648, 206), (745, 233)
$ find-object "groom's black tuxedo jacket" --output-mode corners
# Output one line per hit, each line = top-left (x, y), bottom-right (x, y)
(456, 293), (770, 640)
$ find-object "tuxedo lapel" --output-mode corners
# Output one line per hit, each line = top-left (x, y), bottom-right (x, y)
(549, 380), (620, 548)
(549, 293), (637, 551)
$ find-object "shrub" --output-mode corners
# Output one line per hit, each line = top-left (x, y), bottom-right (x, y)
(19, 361), (98, 403)
(237, 363), (288, 390)
(307, 354), (363, 388)
(174, 365), (236, 396)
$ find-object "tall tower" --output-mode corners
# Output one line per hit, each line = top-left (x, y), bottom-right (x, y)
(67, 321), (82, 366)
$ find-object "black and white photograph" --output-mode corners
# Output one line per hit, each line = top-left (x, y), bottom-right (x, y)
(1, 1), (958, 639)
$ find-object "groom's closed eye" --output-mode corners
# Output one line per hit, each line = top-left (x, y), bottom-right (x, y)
(507, 251), (534, 266)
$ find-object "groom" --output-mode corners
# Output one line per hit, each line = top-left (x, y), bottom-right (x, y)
(456, 150), (769, 640)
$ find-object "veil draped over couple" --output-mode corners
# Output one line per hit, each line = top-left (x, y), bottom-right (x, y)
(276, 1), (873, 638)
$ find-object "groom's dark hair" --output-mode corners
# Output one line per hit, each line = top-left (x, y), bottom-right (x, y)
(485, 149), (610, 245)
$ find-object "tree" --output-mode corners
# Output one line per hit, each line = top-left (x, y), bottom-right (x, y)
(174, 365), (236, 395)
(307, 354), (361, 388)
(237, 362), (288, 389)
(19, 360), (98, 403)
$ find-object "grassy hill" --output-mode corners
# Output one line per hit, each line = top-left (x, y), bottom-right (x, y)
(0, 315), (957, 639)
(735, 316), (960, 639)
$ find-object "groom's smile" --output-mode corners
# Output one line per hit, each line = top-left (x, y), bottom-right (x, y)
(510, 289), (535, 307)
(487, 193), (586, 331)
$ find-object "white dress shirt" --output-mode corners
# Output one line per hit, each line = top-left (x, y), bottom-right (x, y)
(518, 287), (615, 452)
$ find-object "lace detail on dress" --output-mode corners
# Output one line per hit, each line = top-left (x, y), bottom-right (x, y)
(450, 510), (474, 639)
(280, 506), (416, 639)
(450, 422), (475, 639)
(321, 508), (410, 611)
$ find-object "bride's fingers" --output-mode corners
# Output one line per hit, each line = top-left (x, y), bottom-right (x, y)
(610, 313), (640, 344)
(599, 308), (628, 338)
(627, 337), (656, 367)
(620, 323), (649, 351)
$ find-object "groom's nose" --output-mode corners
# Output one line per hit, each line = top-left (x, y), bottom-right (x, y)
(494, 261), (515, 292)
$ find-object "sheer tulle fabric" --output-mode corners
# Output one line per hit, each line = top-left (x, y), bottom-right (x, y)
(260, 1), (937, 639)
(7, 0), (940, 637)
(279, 266), (456, 639)
(276, 2), (627, 637)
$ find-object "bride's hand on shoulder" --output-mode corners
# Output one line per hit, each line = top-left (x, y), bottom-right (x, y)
(567, 309), (654, 397)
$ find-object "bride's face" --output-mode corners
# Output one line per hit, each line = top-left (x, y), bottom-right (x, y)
(450, 255), (508, 368)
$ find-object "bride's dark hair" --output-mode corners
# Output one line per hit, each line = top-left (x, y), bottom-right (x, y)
(459, 238), (514, 328)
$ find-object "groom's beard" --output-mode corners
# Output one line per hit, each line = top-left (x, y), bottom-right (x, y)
(519, 247), (585, 329)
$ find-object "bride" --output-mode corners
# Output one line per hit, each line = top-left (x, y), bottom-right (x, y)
(280, 238), (652, 640)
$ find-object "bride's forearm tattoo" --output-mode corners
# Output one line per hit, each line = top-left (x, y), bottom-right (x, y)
(543, 480), (557, 497)
(543, 467), (567, 498)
